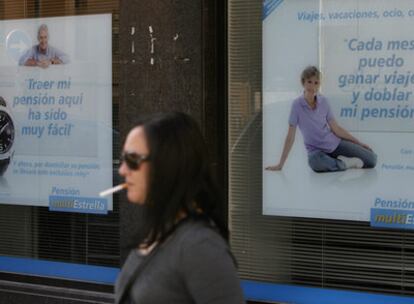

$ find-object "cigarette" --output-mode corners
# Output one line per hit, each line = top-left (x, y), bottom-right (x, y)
(99, 183), (127, 197)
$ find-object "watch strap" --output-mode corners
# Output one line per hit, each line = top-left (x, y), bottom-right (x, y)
(0, 97), (12, 176)
(0, 158), (10, 176)
(0, 97), (6, 107)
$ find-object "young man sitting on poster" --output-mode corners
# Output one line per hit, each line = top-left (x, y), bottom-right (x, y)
(266, 66), (377, 173)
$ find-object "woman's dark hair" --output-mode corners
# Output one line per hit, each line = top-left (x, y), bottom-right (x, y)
(301, 65), (321, 85)
(134, 112), (228, 246)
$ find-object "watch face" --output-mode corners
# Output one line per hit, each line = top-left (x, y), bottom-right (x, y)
(0, 111), (14, 154)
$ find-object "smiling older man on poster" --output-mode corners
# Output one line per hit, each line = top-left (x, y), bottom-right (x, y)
(19, 24), (69, 68)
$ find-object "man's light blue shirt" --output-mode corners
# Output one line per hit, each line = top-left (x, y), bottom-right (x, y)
(18, 45), (69, 65)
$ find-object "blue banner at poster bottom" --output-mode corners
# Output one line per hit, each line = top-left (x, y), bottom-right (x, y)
(49, 195), (108, 214)
(371, 208), (414, 229)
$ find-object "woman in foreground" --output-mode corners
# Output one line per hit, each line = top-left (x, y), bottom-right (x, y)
(115, 112), (245, 304)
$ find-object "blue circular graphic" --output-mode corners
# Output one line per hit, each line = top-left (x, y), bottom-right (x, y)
(6, 29), (32, 63)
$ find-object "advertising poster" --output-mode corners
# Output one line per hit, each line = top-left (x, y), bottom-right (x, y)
(263, 0), (414, 227)
(0, 14), (113, 213)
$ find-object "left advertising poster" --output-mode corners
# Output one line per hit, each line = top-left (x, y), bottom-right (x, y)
(0, 14), (113, 213)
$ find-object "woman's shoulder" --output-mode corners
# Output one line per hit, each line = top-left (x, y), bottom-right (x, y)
(173, 218), (227, 249)
(173, 219), (235, 269)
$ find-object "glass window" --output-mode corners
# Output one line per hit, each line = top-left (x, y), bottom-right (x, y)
(0, 0), (121, 276)
(229, 0), (414, 297)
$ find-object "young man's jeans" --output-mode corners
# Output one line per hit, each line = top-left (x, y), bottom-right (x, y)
(308, 140), (377, 173)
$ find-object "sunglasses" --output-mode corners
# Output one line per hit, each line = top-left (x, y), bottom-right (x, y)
(120, 151), (150, 170)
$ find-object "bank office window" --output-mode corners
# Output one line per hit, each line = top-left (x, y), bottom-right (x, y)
(0, 0), (121, 284)
(229, 0), (414, 301)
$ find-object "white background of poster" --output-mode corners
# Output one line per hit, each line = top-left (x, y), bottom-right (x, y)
(0, 14), (112, 209)
(263, 0), (414, 221)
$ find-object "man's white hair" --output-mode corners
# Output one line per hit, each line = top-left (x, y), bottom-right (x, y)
(37, 24), (48, 38)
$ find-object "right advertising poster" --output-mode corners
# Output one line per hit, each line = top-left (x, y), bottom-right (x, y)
(263, 0), (414, 227)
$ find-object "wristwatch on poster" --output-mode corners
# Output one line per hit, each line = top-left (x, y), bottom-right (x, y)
(0, 97), (15, 176)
